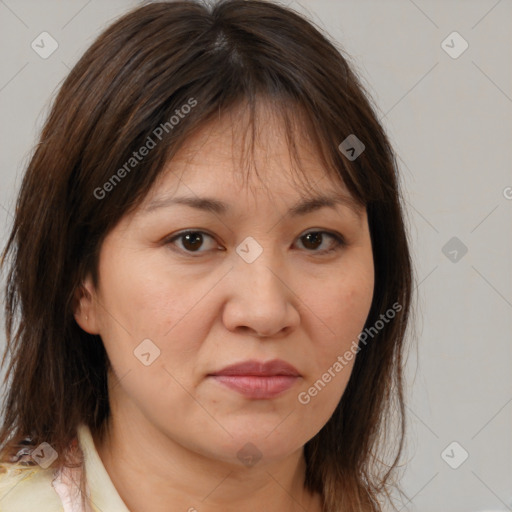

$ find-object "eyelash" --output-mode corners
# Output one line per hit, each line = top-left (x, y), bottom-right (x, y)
(165, 229), (346, 257)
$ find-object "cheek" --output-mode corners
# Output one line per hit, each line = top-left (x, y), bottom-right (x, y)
(297, 260), (373, 409)
(95, 248), (214, 377)
(96, 246), (174, 333)
(312, 264), (374, 352)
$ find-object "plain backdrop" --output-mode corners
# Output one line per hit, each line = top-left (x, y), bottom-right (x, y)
(0, 1), (511, 511)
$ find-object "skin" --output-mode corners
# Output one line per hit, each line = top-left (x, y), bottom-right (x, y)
(74, 102), (374, 512)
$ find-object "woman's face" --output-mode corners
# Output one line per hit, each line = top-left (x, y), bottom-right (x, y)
(77, 105), (374, 467)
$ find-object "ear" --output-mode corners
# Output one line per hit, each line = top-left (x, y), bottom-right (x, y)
(73, 274), (100, 335)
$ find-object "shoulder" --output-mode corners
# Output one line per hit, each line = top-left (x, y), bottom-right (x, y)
(0, 462), (63, 512)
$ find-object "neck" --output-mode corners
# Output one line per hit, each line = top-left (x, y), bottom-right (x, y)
(94, 409), (323, 512)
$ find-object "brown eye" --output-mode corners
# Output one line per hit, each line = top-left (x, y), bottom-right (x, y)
(167, 230), (217, 254)
(296, 231), (345, 254)
(301, 232), (323, 250)
(181, 232), (204, 251)
(166, 229), (345, 257)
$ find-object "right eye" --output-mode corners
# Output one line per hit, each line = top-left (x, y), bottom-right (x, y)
(165, 230), (220, 256)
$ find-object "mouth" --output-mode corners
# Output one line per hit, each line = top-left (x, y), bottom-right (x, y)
(208, 359), (301, 399)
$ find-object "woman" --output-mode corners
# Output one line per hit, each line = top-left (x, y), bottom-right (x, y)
(0, 1), (414, 511)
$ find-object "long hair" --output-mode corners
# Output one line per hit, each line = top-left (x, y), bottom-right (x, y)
(0, 1), (415, 510)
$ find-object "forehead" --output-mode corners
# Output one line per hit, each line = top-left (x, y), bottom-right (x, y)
(146, 100), (357, 208)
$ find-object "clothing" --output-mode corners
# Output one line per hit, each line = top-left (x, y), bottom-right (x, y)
(0, 424), (130, 512)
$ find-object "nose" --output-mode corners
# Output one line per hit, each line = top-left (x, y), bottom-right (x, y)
(222, 250), (300, 338)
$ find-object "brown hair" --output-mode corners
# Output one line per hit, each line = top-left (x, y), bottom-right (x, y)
(1, 1), (414, 510)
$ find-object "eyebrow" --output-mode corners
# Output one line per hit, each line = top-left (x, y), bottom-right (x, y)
(144, 192), (364, 219)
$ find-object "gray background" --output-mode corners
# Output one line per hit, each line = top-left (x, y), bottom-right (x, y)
(0, 1), (511, 511)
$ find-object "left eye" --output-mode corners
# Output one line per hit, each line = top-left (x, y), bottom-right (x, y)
(295, 231), (346, 253)
(166, 230), (345, 255)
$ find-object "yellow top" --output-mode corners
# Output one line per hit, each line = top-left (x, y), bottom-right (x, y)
(0, 424), (130, 512)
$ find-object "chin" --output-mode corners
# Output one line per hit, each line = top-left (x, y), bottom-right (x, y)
(214, 427), (305, 464)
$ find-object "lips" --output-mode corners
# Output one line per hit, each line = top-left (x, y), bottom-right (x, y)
(210, 359), (300, 377)
(208, 359), (301, 399)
